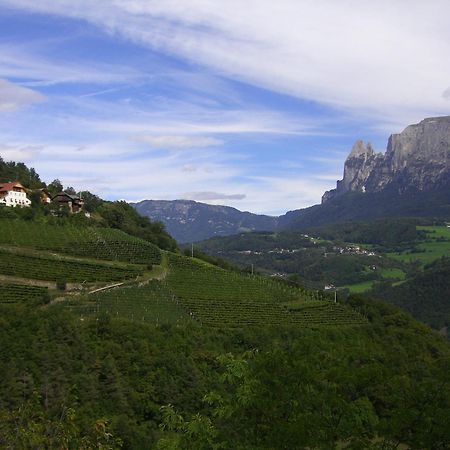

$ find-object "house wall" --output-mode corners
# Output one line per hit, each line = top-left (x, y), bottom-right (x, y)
(0, 190), (31, 207)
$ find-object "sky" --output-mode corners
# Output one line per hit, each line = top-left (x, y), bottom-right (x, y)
(0, 1), (449, 215)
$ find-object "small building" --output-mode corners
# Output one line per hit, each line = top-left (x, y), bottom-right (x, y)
(38, 188), (52, 204)
(0, 181), (31, 207)
(52, 192), (84, 213)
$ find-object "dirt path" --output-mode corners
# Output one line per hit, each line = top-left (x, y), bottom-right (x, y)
(45, 252), (171, 307)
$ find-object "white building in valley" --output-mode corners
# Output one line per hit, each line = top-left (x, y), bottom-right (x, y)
(0, 181), (31, 207)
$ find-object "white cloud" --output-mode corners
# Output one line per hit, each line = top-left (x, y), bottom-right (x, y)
(0, 44), (143, 87)
(0, 79), (44, 112)
(0, 143), (43, 162)
(3, 0), (450, 123)
(135, 135), (223, 149)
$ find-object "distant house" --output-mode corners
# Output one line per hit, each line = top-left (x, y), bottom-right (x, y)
(52, 192), (84, 213)
(0, 181), (31, 207)
(39, 188), (52, 204)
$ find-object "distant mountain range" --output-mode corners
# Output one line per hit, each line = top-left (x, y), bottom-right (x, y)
(134, 116), (450, 242)
(132, 199), (279, 243)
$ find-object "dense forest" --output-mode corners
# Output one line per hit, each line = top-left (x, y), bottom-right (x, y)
(1, 297), (450, 449)
(371, 257), (450, 331)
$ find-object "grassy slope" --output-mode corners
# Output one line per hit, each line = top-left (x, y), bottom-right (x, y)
(388, 225), (450, 265)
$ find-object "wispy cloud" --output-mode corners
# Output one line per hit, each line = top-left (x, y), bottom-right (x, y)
(181, 191), (246, 201)
(4, 0), (450, 124)
(0, 143), (43, 161)
(0, 79), (44, 112)
(135, 135), (223, 150)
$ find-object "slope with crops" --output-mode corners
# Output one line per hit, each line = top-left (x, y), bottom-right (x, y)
(0, 219), (161, 265)
(161, 253), (366, 327)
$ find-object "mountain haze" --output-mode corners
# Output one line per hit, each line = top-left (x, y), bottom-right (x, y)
(132, 199), (278, 243)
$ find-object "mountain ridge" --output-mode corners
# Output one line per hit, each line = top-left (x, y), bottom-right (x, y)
(134, 116), (450, 242)
(132, 199), (278, 243)
(323, 116), (450, 202)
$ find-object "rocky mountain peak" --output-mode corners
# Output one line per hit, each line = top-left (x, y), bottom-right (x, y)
(322, 116), (450, 203)
(349, 140), (375, 158)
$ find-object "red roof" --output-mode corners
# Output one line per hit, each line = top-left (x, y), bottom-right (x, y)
(0, 181), (26, 193)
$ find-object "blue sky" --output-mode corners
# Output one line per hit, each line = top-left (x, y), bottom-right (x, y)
(0, 1), (449, 215)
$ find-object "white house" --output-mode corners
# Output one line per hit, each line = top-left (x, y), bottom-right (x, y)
(0, 181), (31, 207)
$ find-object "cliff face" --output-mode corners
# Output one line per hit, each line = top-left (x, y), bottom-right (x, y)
(323, 116), (450, 203)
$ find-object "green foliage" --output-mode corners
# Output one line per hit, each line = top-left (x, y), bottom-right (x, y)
(0, 248), (142, 282)
(0, 284), (49, 304)
(371, 257), (450, 330)
(165, 253), (365, 327)
(56, 278), (67, 291)
(64, 281), (193, 326)
(0, 157), (44, 189)
(306, 218), (421, 251)
(154, 301), (450, 449)
(0, 219), (162, 265)
(195, 229), (406, 289)
(98, 201), (177, 251)
(0, 390), (123, 449)
(1, 294), (450, 448)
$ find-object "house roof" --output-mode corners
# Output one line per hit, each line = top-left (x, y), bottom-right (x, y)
(0, 181), (27, 193)
(53, 192), (83, 202)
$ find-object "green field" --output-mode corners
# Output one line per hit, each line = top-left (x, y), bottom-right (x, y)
(341, 281), (375, 293)
(379, 267), (406, 280)
(388, 225), (450, 265)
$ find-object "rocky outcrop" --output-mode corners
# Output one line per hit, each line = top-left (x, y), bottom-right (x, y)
(323, 116), (450, 203)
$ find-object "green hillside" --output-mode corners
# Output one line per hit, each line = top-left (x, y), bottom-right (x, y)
(1, 217), (450, 448)
(0, 219), (162, 265)
(0, 218), (367, 329)
(371, 258), (450, 330)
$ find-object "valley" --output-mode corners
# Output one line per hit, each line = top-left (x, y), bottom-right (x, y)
(1, 117), (450, 448)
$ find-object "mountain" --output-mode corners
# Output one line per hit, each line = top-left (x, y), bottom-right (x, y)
(323, 116), (450, 202)
(132, 199), (278, 243)
(134, 117), (450, 242)
(285, 116), (450, 229)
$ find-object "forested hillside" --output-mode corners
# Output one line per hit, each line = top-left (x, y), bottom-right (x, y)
(372, 257), (450, 331)
(1, 159), (450, 448)
(1, 297), (450, 448)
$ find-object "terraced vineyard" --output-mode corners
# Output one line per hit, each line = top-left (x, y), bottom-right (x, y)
(0, 219), (161, 264)
(0, 249), (143, 282)
(166, 253), (310, 302)
(64, 281), (191, 325)
(164, 254), (366, 327)
(284, 301), (367, 326)
(0, 283), (49, 304)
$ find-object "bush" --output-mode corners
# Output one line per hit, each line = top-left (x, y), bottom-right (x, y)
(56, 278), (67, 291)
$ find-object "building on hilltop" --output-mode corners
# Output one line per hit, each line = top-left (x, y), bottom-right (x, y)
(0, 181), (31, 207)
(52, 191), (84, 213)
